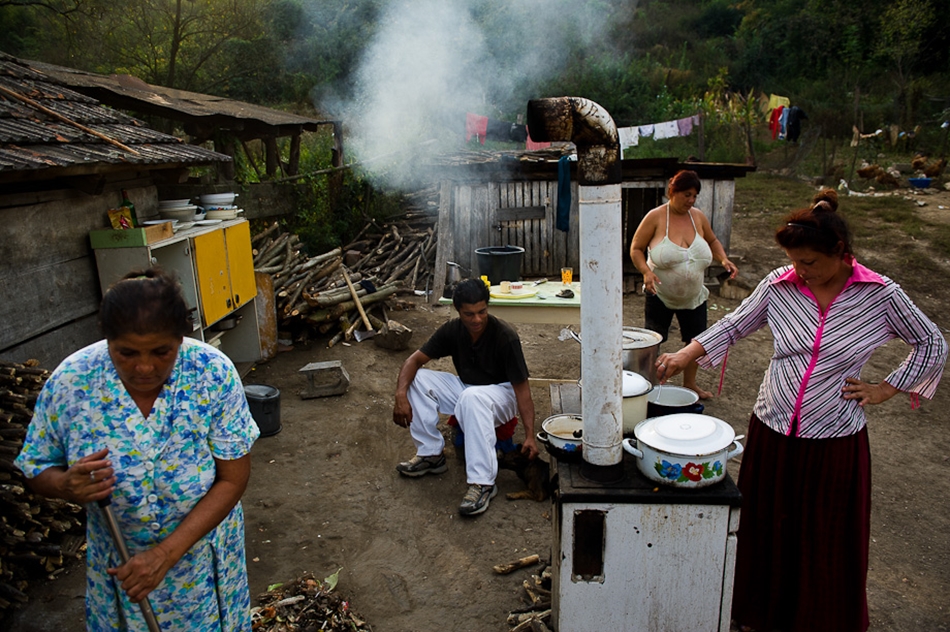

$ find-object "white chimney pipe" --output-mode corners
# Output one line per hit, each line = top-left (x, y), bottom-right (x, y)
(526, 97), (623, 470)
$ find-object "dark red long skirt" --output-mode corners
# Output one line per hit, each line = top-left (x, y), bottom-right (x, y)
(731, 415), (871, 632)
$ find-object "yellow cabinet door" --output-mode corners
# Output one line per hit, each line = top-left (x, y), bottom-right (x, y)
(224, 221), (257, 309)
(193, 229), (232, 326)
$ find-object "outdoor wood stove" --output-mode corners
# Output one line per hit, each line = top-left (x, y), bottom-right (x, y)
(527, 97), (741, 631)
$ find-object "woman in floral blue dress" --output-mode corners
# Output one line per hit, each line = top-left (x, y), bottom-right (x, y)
(15, 268), (260, 631)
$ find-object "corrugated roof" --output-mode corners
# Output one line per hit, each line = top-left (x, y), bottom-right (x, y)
(0, 52), (230, 177)
(24, 58), (335, 138)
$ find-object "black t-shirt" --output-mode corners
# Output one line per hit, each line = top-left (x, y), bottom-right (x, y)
(420, 315), (530, 386)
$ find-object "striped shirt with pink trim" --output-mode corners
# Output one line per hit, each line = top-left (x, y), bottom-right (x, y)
(695, 262), (947, 439)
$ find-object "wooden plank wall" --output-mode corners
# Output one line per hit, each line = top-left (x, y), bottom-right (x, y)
(434, 175), (735, 301)
(0, 181), (158, 367)
(695, 178), (736, 252)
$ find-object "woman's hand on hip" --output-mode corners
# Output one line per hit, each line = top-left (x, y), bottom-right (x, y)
(842, 378), (900, 407)
(108, 546), (173, 603)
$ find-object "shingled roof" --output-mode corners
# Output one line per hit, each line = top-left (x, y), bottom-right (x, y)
(0, 52), (229, 182)
(24, 57), (334, 141)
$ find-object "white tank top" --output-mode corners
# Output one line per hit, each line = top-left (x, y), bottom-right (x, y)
(647, 204), (713, 310)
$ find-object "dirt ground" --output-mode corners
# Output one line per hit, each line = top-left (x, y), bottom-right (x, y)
(5, 183), (950, 632)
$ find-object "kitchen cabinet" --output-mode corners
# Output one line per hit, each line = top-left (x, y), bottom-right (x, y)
(91, 219), (261, 364)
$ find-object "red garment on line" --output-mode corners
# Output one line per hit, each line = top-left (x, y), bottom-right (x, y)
(769, 106), (785, 140)
(465, 113), (489, 144)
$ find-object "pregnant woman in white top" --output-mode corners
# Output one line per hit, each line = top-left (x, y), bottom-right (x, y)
(629, 170), (738, 398)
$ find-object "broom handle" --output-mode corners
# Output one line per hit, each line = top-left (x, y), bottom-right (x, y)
(98, 498), (162, 632)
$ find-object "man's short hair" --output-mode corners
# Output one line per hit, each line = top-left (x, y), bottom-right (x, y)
(452, 278), (490, 309)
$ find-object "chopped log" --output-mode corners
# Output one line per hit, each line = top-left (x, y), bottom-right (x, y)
(493, 554), (541, 575)
(252, 221), (281, 247)
(304, 285), (399, 324)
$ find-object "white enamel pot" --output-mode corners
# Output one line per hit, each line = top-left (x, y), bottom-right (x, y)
(621, 413), (744, 488)
(537, 414), (584, 456)
(622, 370), (652, 435)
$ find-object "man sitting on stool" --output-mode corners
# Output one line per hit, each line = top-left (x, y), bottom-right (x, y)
(392, 278), (540, 516)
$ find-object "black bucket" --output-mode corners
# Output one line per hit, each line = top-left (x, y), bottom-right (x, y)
(245, 384), (281, 437)
(475, 245), (524, 285)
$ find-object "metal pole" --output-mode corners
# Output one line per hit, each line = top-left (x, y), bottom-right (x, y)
(98, 498), (162, 632)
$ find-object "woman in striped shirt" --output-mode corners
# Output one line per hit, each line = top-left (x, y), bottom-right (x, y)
(655, 188), (947, 632)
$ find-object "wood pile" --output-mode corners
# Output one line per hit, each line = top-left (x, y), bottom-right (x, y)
(252, 573), (372, 631)
(0, 360), (85, 616)
(504, 562), (553, 632)
(252, 201), (437, 345)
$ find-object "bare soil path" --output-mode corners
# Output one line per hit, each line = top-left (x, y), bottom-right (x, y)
(5, 178), (950, 632)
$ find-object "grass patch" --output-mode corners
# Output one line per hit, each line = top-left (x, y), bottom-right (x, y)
(733, 172), (815, 215)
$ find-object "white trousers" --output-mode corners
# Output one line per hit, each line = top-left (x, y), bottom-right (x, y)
(407, 368), (518, 486)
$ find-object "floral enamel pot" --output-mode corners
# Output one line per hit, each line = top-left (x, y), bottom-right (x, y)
(537, 414), (584, 459)
(621, 413), (744, 488)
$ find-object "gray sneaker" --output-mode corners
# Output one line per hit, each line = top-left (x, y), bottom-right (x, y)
(396, 453), (447, 477)
(458, 484), (498, 516)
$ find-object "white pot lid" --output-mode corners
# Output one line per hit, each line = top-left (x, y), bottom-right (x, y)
(622, 370), (652, 397)
(634, 413), (735, 455)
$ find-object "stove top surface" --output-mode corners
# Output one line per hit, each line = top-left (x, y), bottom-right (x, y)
(555, 451), (741, 505)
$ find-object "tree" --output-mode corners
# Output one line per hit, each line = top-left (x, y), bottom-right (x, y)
(875, 0), (935, 127)
(36, 0), (272, 92)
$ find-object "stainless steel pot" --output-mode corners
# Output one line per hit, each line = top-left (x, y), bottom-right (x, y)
(621, 413), (744, 488)
(622, 327), (663, 383)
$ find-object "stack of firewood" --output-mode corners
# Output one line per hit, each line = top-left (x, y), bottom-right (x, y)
(252, 208), (436, 344)
(494, 555), (552, 631)
(0, 360), (85, 615)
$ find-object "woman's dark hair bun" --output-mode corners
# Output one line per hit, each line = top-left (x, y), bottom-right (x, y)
(812, 188), (838, 213)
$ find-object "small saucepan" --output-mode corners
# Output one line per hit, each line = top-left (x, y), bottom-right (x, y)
(537, 414), (584, 461)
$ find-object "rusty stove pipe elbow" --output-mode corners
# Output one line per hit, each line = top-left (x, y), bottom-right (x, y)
(526, 97), (621, 185)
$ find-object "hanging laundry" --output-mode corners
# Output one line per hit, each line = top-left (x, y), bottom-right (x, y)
(618, 126), (640, 152)
(768, 94), (790, 110)
(485, 118), (513, 142)
(638, 124), (655, 138)
(785, 106), (807, 142)
(465, 113), (489, 144)
(508, 124), (528, 143)
(653, 120), (680, 140)
(525, 127), (551, 150)
(778, 107), (789, 140)
(769, 106), (785, 140)
(677, 115), (698, 136)
(556, 156), (571, 232)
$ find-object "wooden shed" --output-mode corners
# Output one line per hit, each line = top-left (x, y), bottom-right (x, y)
(431, 152), (754, 300)
(0, 52), (231, 366)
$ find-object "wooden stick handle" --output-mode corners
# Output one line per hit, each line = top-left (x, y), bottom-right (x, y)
(0, 84), (141, 156)
(342, 268), (373, 330)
